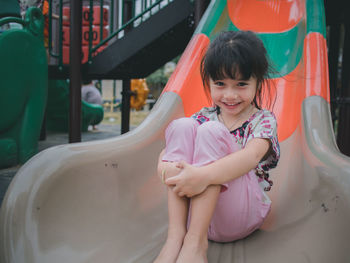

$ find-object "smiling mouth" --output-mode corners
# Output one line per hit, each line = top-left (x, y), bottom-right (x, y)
(223, 102), (241, 106)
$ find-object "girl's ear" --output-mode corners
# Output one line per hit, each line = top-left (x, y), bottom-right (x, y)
(257, 82), (262, 91)
(253, 82), (262, 109)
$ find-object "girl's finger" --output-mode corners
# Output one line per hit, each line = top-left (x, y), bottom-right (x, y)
(176, 161), (186, 169)
(185, 193), (193, 198)
(165, 176), (178, 186)
(178, 192), (185, 197)
(172, 186), (180, 194)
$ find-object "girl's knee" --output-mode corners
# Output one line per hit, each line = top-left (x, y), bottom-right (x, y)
(170, 117), (198, 128)
(166, 118), (198, 137)
(194, 121), (241, 157)
(163, 118), (198, 163)
(196, 121), (229, 139)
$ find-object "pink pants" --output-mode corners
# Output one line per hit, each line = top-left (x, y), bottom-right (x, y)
(162, 118), (271, 242)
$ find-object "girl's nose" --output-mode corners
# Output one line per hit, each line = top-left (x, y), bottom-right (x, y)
(224, 92), (238, 100)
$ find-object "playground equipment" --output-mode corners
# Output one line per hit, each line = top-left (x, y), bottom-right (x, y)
(0, 8), (47, 168)
(62, 5), (109, 64)
(130, 78), (150, 110)
(1, 0), (350, 262)
(46, 79), (104, 132)
(0, 0), (20, 18)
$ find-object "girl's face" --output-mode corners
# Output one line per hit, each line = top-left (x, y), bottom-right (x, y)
(209, 75), (258, 121)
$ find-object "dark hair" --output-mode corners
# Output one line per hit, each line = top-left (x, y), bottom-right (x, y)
(82, 78), (92, 85)
(200, 30), (276, 110)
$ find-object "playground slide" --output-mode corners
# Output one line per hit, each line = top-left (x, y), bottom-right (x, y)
(1, 0), (350, 262)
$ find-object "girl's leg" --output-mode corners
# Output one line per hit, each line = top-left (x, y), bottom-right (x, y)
(154, 118), (199, 263)
(176, 185), (221, 263)
(177, 121), (236, 263)
(154, 187), (189, 263)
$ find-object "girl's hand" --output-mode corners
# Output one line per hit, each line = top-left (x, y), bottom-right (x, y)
(165, 161), (209, 198)
(157, 149), (182, 182)
(158, 161), (182, 182)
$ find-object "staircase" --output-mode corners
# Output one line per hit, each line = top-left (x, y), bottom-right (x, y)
(49, 0), (195, 79)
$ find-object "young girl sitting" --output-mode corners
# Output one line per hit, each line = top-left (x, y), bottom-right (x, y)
(154, 30), (280, 263)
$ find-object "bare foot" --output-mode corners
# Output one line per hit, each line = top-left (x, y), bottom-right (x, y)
(176, 233), (208, 263)
(154, 234), (184, 263)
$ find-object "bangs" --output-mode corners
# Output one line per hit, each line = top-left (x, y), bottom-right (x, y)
(202, 34), (269, 83)
(207, 61), (252, 82)
(206, 41), (258, 81)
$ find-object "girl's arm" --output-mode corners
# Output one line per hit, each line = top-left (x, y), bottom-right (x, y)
(202, 138), (270, 185)
(165, 138), (270, 197)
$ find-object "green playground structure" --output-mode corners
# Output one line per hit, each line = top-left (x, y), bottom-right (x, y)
(0, 0), (20, 18)
(0, 7), (47, 168)
(0, 6), (104, 168)
(46, 79), (104, 132)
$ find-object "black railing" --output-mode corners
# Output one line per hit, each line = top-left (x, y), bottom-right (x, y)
(47, 0), (176, 68)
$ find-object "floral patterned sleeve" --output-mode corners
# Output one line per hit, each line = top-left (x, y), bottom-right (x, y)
(246, 110), (280, 191)
(191, 107), (216, 124)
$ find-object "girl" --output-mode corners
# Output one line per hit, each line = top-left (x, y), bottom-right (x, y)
(154, 31), (280, 263)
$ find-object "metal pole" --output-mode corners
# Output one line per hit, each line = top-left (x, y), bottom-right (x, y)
(58, 0), (63, 66)
(328, 24), (340, 120)
(69, 0), (82, 142)
(110, 0), (114, 34)
(100, 0), (103, 42)
(337, 21), (350, 156)
(194, 0), (209, 27)
(113, 79), (116, 103)
(120, 0), (133, 134)
(121, 79), (131, 134)
(123, 0), (133, 30)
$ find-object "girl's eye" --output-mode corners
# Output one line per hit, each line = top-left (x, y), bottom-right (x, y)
(237, 82), (247, 87)
(214, 81), (225, 86)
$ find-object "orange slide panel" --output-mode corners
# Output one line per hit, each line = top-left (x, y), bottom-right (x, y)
(227, 0), (305, 33)
(163, 34), (211, 116)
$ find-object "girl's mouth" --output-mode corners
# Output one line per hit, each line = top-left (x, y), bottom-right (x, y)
(223, 102), (241, 107)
